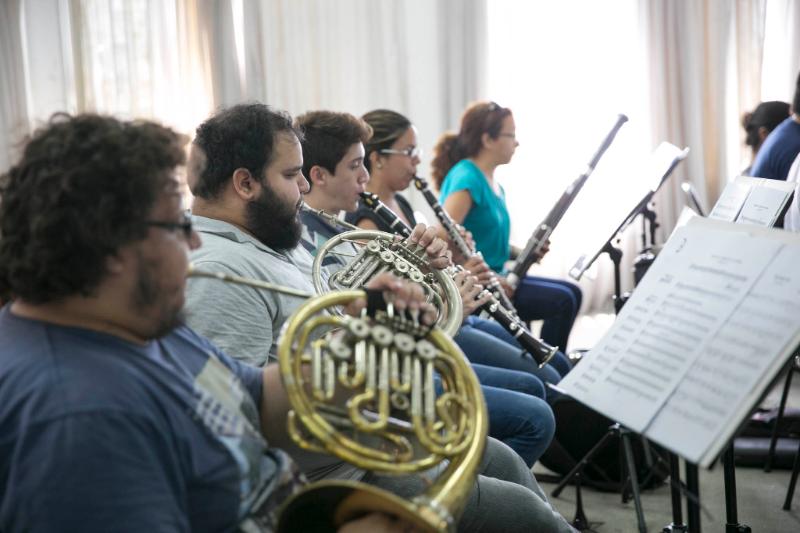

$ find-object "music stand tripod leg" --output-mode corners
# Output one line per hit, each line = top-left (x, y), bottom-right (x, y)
(662, 452), (687, 533)
(620, 429), (648, 533)
(723, 445), (751, 533)
(570, 472), (593, 531)
(551, 425), (620, 498)
(765, 363), (795, 472)
(685, 461), (701, 533)
(782, 437), (800, 511)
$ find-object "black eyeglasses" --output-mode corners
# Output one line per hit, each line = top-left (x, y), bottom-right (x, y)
(145, 212), (194, 240)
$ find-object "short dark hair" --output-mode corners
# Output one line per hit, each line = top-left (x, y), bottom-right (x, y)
(295, 111), (372, 186)
(191, 103), (301, 199)
(0, 113), (186, 303)
(742, 101), (790, 148)
(361, 109), (412, 173)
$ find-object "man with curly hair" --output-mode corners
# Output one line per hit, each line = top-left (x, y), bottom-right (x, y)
(0, 113), (419, 533)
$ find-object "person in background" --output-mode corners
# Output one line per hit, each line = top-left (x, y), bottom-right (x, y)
(780, 153), (800, 231)
(741, 100), (790, 175)
(431, 101), (583, 355)
(750, 72), (800, 180)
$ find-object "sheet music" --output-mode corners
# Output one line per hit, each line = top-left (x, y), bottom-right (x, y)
(559, 221), (782, 432)
(647, 243), (800, 466)
(708, 181), (750, 221)
(735, 186), (791, 227)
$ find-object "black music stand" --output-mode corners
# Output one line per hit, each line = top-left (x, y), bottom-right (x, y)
(665, 342), (800, 533)
(681, 182), (707, 217)
(569, 145), (690, 284)
(553, 147), (689, 532)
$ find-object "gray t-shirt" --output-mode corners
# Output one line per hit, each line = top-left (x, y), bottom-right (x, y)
(185, 215), (361, 482)
(186, 216), (318, 367)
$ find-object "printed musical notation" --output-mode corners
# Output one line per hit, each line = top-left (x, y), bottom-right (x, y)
(559, 217), (800, 466)
(709, 175), (794, 227)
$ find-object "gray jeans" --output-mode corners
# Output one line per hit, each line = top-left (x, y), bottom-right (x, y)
(364, 437), (576, 533)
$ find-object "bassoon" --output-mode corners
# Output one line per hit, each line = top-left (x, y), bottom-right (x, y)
(506, 114), (628, 288)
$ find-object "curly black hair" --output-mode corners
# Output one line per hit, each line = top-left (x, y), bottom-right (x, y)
(191, 103), (302, 199)
(0, 113), (186, 303)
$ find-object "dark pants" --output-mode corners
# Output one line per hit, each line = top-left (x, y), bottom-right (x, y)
(514, 275), (582, 353)
(437, 364), (555, 467)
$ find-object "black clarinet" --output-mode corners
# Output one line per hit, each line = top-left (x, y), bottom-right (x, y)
(412, 176), (518, 314)
(358, 191), (558, 367)
(506, 113), (629, 288)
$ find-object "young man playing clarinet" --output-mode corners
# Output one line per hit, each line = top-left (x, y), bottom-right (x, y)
(295, 109), (558, 468)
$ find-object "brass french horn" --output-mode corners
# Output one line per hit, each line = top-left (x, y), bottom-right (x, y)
(304, 208), (462, 337)
(188, 267), (487, 532)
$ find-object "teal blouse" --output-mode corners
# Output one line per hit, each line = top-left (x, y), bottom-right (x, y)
(439, 159), (511, 272)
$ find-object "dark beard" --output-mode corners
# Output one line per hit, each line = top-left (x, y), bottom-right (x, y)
(133, 252), (185, 339)
(245, 184), (302, 251)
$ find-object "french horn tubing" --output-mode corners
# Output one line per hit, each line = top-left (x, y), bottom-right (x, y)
(186, 266), (488, 532)
(310, 227), (463, 336)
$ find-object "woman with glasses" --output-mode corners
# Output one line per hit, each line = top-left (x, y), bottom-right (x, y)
(431, 101), (582, 357)
(346, 109), (571, 389)
(346, 110), (422, 231)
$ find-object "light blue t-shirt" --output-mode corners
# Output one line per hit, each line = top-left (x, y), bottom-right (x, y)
(439, 159), (511, 271)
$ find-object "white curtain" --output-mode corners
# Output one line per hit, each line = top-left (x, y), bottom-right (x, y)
(1, 0), (487, 211)
(642, 0), (800, 233)
(72, 0), (215, 134)
(235, 0), (486, 222)
(761, 0), (800, 102)
(0, 0), (29, 173)
(483, 0), (800, 314)
(0, 0), (216, 148)
(485, 0), (651, 313)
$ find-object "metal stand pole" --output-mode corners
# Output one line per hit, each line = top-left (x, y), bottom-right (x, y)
(602, 241), (626, 313)
(783, 438), (800, 510)
(552, 427), (618, 498)
(551, 423), (648, 532)
(662, 452), (687, 532)
(685, 461), (701, 533)
(621, 431), (647, 533)
(571, 472), (593, 531)
(765, 363), (795, 472)
(723, 445), (751, 532)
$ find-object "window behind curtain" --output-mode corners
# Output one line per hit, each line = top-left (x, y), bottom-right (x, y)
(486, 0), (649, 292)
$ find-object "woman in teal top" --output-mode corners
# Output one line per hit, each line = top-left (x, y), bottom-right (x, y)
(439, 159), (511, 271)
(432, 101), (582, 353)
